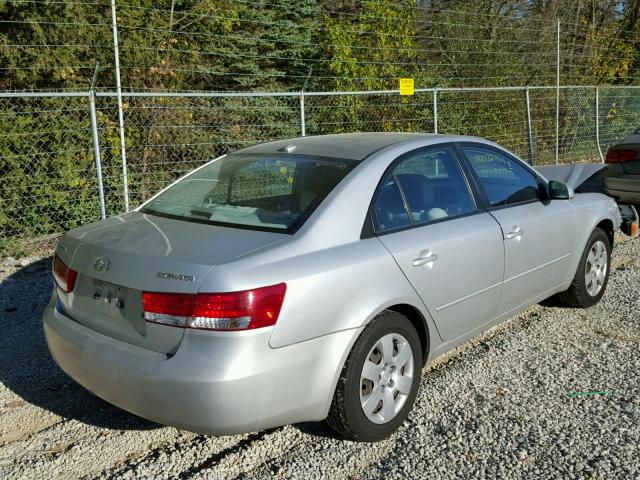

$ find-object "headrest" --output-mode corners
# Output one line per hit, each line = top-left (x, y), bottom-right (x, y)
(396, 173), (434, 209)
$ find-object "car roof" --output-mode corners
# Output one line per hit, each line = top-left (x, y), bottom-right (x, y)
(235, 132), (483, 161)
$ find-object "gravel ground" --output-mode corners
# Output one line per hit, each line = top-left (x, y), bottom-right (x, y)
(1, 235), (639, 480)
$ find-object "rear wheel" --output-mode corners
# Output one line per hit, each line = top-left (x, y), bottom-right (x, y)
(326, 310), (422, 442)
(557, 227), (611, 308)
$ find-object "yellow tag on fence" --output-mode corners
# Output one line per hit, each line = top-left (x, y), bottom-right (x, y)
(399, 78), (414, 96)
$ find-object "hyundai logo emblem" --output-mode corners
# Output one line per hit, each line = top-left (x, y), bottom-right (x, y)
(93, 257), (111, 272)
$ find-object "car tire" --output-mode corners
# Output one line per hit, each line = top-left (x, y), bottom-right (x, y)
(557, 227), (611, 308)
(326, 310), (422, 442)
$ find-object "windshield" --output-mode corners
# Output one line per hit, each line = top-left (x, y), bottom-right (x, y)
(141, 153), (357, 233)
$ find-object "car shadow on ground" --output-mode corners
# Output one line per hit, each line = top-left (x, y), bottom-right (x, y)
(0, 257), (158, 431)
(294, 420), (341, 439)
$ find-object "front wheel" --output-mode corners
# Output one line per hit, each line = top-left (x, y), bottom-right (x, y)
(557, 227), (611, 308)
(326, 310), (422, 442)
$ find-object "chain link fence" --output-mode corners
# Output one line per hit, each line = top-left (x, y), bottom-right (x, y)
(97, 93), (302, 211)
(304, 92), (435, 136)
(2, 85), (640, 255)
(0, 93), (101, 254)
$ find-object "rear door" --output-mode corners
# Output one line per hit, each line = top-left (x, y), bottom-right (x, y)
(458, 143), (576, 315)
(373, 145), (505, 342)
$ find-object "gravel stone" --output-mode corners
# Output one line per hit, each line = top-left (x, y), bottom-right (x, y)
(1, 235), (639, 479)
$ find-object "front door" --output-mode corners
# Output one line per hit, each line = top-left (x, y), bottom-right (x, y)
(460, 144), (576, 315)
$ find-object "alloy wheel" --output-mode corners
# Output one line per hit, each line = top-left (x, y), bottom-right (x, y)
(359, 333), (415, 424)
(584, 240), (608, 297)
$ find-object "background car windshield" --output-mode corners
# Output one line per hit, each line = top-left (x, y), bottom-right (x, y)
(142, 154), (356, 231)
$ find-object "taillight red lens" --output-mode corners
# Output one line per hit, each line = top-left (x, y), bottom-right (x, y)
(142, 283), (287, 331)
(605, 148), (637, 163)
(52, 255), (78, 293)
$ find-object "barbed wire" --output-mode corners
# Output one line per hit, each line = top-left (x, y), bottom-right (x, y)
(3, 0), (604, 26)
(1, 0), (637, 92)
(116, 3), (561, 39)
(0, 19), (110, 27)
(114, 23), (562, 54)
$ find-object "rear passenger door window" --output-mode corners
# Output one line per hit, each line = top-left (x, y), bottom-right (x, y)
(372, 147), (475, 232)
(461, 146), (540, 206)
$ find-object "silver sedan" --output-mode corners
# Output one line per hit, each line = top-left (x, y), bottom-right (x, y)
(44, 133), (621, 441)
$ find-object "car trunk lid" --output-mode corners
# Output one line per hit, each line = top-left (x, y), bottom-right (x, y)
(56, 211), (288, 353)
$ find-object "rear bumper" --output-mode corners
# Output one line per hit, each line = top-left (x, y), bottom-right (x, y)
(43, 298), (358, 435)
(618, 204), (640, 237)
(604, 175), (640, 204)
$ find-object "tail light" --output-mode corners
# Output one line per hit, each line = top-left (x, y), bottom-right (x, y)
(605, 148), (637, 163)
(142, 283), (286, 331)
(52, 255), (78, 293)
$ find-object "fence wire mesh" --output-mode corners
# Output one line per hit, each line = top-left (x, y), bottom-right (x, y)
(0, 94), (103, 254)
(599, 87), (640, 152)
(437, 89), (531, 161)
(305, 92), (435, 136)
(1, 86), (640, 255)
(75, 93), (305, 224)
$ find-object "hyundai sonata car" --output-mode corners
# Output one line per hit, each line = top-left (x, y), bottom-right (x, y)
(44, 133), (621, 441)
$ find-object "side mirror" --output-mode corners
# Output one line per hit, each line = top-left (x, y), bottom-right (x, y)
(548, 180), (574, 200)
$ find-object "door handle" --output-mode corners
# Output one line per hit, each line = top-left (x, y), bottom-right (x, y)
(505, 226), (525, 240)
(412, 249), (438, 268)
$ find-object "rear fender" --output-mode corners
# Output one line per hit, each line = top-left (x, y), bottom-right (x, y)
(199, 236), (438, 350)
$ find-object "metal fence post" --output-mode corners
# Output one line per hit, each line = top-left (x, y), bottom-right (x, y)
(89, 63), (106, 219)
(300, 92), (305, 137)
(525, 86), (534, 165)
(111, 0), (130, 211)
(433, 87), (438, 134)
(555, 18), (560, 164)
(299, 68), (312, 137)
(595, 87), (604, 162)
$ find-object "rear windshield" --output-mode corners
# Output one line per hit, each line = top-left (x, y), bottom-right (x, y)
(141, 153), (357, 233)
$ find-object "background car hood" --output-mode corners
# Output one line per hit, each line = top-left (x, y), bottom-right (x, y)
(534, 163), (606, 190)
(621, 132), (640, 144)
